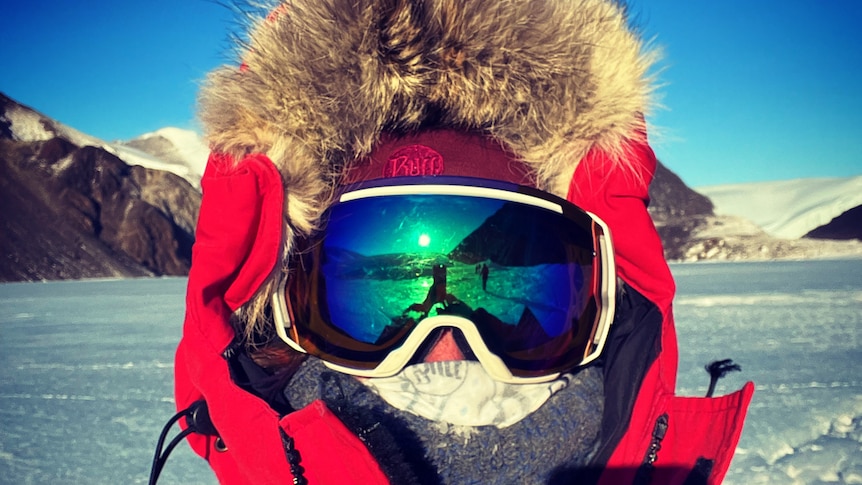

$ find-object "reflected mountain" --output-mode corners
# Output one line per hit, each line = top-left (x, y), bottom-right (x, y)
(324, 246), (450, 280)
(324, 201), (591, 280)
(448, 202), (591, 266)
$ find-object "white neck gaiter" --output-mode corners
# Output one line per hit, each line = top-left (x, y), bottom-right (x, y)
(361, 360), (573, 428)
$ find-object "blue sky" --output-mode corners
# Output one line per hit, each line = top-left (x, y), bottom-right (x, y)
(1, 1), (860, 187)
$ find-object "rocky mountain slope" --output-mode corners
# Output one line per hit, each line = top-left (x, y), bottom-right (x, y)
(1, 93), (201, 281)
(805, 205), (862, 240)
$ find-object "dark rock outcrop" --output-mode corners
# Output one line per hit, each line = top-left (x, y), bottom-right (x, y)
(0, 136), (200, 282)
(804, 206), (862, 241)
(648, 161), (716, 260)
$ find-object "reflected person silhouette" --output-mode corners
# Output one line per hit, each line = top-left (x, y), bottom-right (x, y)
(481, 263), (490, 292)
(406, 264), (458, 318)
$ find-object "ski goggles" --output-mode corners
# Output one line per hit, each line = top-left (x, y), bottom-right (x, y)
(272, 176), (616, 383)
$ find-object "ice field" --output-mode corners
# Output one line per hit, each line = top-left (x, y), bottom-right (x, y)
(1, 258), (860, 484)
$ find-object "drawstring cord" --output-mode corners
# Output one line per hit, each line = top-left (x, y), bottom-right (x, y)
(148, 400), (218, 485)
(148, 399), (307, 484)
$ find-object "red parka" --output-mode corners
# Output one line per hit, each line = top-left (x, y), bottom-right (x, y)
(174, 136), (753, 484)
(174, 1), (752, 483)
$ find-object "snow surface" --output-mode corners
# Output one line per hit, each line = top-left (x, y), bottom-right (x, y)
(672, 260), (862, 484)
(1, 260), (860, 484)
(697, 176), (862, 239)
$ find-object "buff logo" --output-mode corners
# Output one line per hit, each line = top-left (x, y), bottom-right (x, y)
(384, 145), (444, 177)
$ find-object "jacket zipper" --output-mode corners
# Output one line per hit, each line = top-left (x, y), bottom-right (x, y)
(634, 413), (669, 485)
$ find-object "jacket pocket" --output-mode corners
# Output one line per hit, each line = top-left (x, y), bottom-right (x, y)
(645, 382), (754, 485)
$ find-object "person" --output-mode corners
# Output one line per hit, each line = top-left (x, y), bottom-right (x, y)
(170, 1), (754, 484)
(481, 263), (490, 292)
(406, 264), (454, 318)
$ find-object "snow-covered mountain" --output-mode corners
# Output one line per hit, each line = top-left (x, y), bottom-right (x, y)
(1, 95), (207, 188)
(655, 176), (862, 262)
(116, 127), (208, 188)
(1, 93), (202, 282)
(697, 176), (862, 239)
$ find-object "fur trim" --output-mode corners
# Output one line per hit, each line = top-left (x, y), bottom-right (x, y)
(199, 0), (658, 344)
(200, 0), (657, 223)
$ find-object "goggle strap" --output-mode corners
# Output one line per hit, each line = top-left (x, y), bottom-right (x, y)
(272, 277), (309, 355)
(584, 211), (615, 361)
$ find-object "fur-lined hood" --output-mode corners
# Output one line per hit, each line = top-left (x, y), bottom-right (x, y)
(200, 0), (657, 235)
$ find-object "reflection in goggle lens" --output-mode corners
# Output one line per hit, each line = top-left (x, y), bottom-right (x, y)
(316, 194), (596, 356)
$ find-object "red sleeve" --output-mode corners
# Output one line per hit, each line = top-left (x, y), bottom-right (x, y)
(569, 138), (753, 485)
(175, 152), (391, 484)
(567, 136), (680, 455)
(175, 152), (291, 484)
